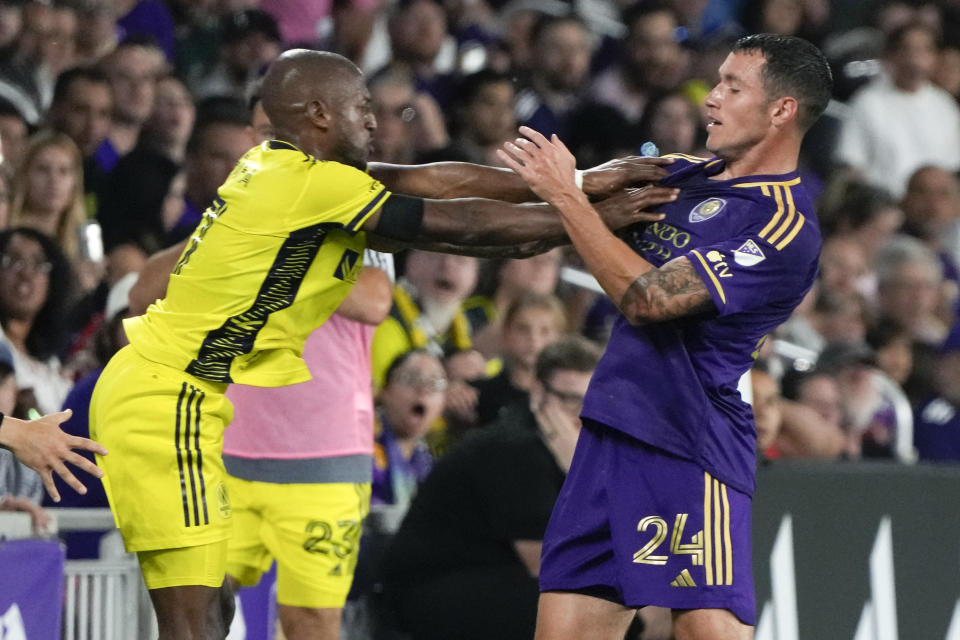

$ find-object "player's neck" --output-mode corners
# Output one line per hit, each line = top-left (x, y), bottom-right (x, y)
(713, 133), (800, 180)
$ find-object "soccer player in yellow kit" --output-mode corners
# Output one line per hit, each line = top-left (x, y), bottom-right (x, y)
(89, 49), (678, 638)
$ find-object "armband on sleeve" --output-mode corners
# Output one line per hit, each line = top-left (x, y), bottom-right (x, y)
(374, 194), (425, 242)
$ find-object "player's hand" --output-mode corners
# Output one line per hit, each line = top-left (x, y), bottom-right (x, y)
(582, 155), (674, 196)
(498, 126), (583, 206)
(0, 410), (108, 503)
(593, 186), (677, 230)
(534, 400), (582, 473)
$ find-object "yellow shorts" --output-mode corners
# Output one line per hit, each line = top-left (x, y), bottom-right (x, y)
(225, 477), (371, 608)
(138, 542), (228, 590)
(90, 345), (234, 555)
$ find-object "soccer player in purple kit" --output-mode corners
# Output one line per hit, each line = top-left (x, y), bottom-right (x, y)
(498, 34), (832, 640)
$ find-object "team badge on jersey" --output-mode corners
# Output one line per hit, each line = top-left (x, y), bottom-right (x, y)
(733, 239), (765, 266)
(689, 198), (727, 222)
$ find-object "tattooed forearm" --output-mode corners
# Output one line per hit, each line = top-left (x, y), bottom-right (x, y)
(620, 257), (714, 324)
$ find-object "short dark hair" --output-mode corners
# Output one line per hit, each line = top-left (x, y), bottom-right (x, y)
(622, 0), (681, 34)
(52, 66), (110, 107)
(187, 96), (251, 155)
(455, 69), (513, 107)
(732, 33), (833, 131)
(530, 12), (588, 48)
(535, 335), (602, 386)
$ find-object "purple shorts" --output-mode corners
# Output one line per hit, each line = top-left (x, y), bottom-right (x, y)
(540, 419), (756, 625)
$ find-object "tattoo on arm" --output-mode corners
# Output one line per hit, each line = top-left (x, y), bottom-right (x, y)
(620, 257), (714, 324)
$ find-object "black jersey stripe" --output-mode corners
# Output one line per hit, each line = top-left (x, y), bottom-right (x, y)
(185, 223), (330, 382)
(174, 383), (190, 527)
(194, 390), (209, 525)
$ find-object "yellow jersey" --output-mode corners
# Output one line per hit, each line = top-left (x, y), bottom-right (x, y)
(124, 140), (390, 387)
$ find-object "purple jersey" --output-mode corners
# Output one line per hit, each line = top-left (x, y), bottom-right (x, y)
(581, 155), (821, 495)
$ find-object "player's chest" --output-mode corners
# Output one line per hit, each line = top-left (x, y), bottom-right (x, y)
(623, 189), (748, 267)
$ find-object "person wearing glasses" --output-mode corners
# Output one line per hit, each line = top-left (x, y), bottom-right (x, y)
(378, 336), (600, 640)
(0, 227), (106, 502)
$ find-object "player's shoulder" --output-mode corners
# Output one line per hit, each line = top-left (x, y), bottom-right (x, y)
(728, 176), (821, 256)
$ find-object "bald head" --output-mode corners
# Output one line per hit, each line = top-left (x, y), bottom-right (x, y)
(260, 48), (375, 168)
(261, 49), (363, 136)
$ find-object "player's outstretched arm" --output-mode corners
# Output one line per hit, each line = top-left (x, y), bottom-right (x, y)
(0, 410), (107, 502)
(368, 155), (671, 202)
(362, 187), (675, 257)
(498, 126), (713, 325)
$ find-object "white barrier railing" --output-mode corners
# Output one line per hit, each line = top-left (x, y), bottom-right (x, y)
(63, 557), (141, 640)
(49, 508), (157, 640)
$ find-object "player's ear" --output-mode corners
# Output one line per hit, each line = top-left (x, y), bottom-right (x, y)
(305, 98), (332, 131)
(770, 96), (799, 128)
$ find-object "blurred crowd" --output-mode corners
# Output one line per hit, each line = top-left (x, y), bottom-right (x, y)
(1, 0), (960, 636)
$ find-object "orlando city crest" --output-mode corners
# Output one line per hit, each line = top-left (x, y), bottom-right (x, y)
(689, 198), (727, 223)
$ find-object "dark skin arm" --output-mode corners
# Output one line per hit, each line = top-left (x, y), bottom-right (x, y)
(360, 187), (677, 252)
(499, 127), (713, 325)
(367, 156), (672, 202)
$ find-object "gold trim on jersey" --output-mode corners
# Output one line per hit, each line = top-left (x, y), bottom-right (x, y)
(733, 179), (805, 251)
(689, 250), (726, 305)
(663, 153), (712, 163)
(703, 472), (734, 586)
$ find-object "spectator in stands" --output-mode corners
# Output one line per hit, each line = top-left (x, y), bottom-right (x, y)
(592, 2), (691, 125)
(73, 0), (118, 66)
(636, 90), (707, 159)
(423, 68), (516, 166)
(0, 341), (51, 536)
(372, 250), (484, 388)
(380, 336), (601, 640)
(900, 165), (960, 284)
(385, 0), (454, 108)
(471, 249), (562, 358)
(165, 97), (254, 244)
(836, 20), (960, 198)
(914, 322), (960, 462)
(515, 13), (592, 138)
(0, 98), (29, 169)
(751, 363), (783, 461)
(96, 148), (178, 261)
(139, 74), (195, 163)
(825, 180), (903, 266)
(867, 318), (914, 387)
(99, 36), (166, 161)
(10, 130), (86, 261)
(819, 341), (915, 461)
(0, 227), (73, 415)
(372, 349), (446, 510)
(467, 292), (566, 431)
(368, 65), (448, 164)
(194, 9), (282, 101)
(0, 0), (21, 51)
(47, 67), (114, 207)
(779, 365), (849, 458)
(875, 234), (949, 345)
(819, 235), (871, 301)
